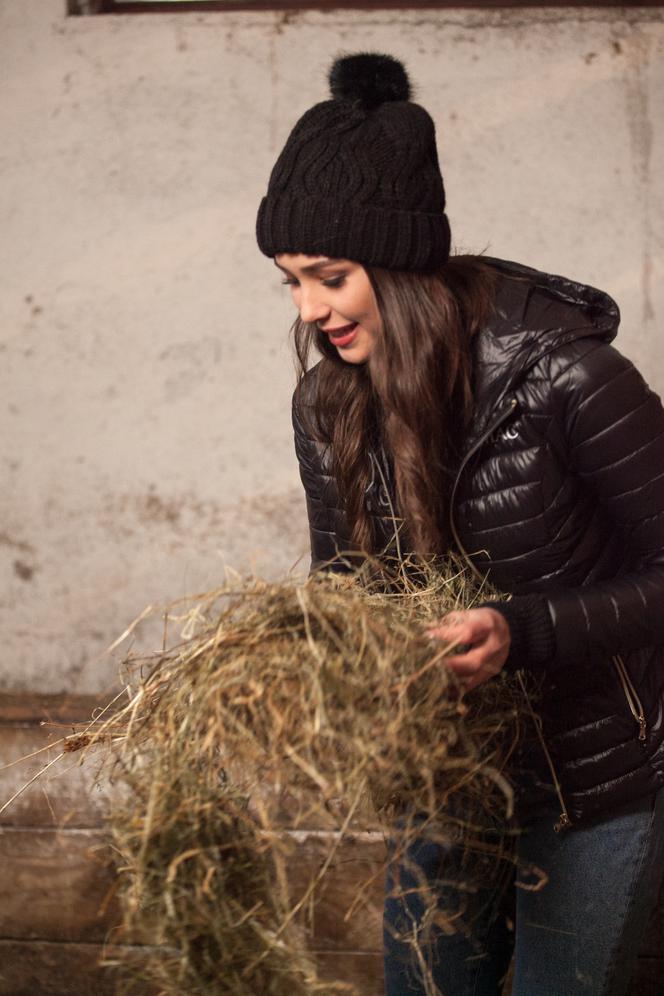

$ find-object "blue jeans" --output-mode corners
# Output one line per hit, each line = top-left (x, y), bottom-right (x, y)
(383, 790), (664, 996)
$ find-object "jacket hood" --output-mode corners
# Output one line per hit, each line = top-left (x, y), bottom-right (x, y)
(470, 258), (620, 440)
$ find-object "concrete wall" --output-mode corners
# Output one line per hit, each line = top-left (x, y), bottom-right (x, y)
(1, 1), (662, 693)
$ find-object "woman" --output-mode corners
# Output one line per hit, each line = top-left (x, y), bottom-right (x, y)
(256, 53), (664, 996)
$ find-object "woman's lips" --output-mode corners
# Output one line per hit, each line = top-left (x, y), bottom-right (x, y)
(324, 322), (358, 348)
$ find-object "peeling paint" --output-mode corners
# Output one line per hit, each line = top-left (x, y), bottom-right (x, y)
(13, 560), (36, 582)
(0, 533), (35, 555)
(140, 492), (182, 526)
(174, 23), (187, 52)
(95, 488), (309, 557)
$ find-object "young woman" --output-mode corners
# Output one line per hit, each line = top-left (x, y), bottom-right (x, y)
(256, 53), (664, 996)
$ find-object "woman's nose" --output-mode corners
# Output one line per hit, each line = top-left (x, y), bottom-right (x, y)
(298, 287), (330, 325)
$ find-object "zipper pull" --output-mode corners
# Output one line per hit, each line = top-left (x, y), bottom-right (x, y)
(554, 812), (572, 833)
(638, 716), (647, 742)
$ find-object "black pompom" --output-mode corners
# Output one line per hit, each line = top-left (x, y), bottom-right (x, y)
(328, 53), (411, 110)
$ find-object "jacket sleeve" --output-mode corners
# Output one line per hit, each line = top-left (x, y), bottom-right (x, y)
(543, 340), (664, 666)
(292, 389), (350, 575)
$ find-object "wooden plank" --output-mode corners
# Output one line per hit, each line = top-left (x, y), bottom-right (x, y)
(0, 722), (375, 833)
(0, 940), (155, 996)
(0, 693), (114, 726)
(0, 726), (114, 828)
(0, 826), (386, 949)
(0, 829), (121, 943)
(90, 0), (664, 13)
(288, 832), (385, 952)
(316, 951), (384, 995)
(0, 827), (662, 992)
(0, 939), (382, 996)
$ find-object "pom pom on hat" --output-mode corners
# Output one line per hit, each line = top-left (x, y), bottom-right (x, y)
(328, 53), (411, 110)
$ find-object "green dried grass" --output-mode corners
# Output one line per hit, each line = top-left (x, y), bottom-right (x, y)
(86, 558), (521, 996)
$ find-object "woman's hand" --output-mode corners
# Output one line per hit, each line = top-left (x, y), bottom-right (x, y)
(425, 608), (511, 691)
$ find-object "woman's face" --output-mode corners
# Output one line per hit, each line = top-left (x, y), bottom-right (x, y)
(275, 253), (379, 364)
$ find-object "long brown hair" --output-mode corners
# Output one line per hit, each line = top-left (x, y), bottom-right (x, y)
(293, 255), (496, 557)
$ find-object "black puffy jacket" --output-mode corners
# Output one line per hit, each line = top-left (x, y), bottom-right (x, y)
(292, 258), (664, 826)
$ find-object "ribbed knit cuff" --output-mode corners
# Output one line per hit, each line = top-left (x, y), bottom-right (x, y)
(256, 195), (451, 272)
(479, 595), (556, 674)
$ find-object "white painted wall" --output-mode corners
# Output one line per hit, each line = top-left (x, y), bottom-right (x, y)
(1, 1), (662, 692)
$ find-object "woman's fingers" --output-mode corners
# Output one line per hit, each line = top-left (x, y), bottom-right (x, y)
(426, 625), (478, 652)
(444, 645), (496, 673)
(426, 618), (487, 646)
(425, 608), (511, 688)
(462, 668), (499, 692)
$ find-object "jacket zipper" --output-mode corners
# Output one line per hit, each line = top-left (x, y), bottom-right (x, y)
(515, 672), (573, 833)
(369, 448), (404, 562)
(449, 395), (573, 831)
(612, 654), (647, 743)
(448, 396), (519, 584)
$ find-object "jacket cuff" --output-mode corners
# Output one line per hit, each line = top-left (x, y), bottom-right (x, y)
(480, 595), (556, 674)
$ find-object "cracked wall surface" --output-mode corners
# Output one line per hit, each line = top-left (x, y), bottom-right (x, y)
(1, 1), (663, 691)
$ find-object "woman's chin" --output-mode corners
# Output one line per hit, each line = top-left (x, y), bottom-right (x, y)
(333, 329), (374, 365)
(336, 345), (371, 365)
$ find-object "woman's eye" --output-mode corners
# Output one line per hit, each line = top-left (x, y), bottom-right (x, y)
(281, 277), (298, 287)
(322, 276), (346, 288)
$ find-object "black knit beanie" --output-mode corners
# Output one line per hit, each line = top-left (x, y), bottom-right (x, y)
(256, 53), (451, 272)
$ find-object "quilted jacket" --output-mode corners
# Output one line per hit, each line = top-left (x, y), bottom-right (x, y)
(292, 258), (664, 826)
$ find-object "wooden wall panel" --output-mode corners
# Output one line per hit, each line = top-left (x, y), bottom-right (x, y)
(0, 694), (110, 725)
(0, 726), (113, 828)
(0, 826), (387, 952)
(0, 829), (121, 944)
(0, 940), (154, 996)
(1, 692), (664, 996)
(287, 833), (385, 952)
(316, 951), (385, 995)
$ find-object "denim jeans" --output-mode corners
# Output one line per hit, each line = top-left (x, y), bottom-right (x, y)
(383, 789), (664, 996)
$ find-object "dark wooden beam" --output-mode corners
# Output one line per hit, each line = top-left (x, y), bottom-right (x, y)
(79, 0), (664, 14)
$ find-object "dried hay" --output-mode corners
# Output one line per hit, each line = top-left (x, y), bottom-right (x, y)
(81, 558), (522, 995)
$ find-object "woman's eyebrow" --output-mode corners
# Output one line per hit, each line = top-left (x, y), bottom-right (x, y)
(301, 259), (344, 274)
(274, 258), (344, 275)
